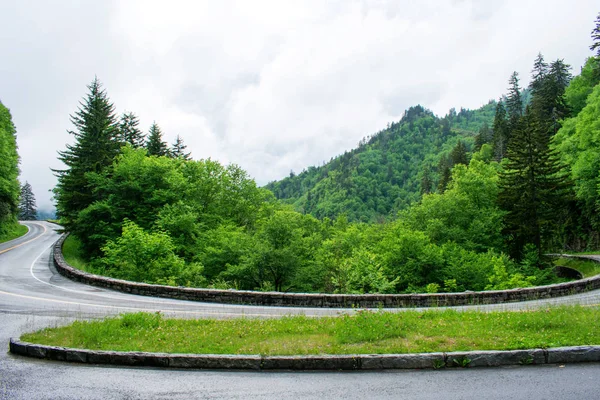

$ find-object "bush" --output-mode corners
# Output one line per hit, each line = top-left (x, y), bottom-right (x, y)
(97, 220), (205, 287)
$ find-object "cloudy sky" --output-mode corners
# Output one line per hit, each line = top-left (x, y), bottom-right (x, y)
(1, 0), (597, 210)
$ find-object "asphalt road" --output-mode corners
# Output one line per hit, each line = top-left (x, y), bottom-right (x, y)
(1, 221), (600, 399)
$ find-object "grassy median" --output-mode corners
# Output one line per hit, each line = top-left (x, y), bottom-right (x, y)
(21, 306), (600, 355)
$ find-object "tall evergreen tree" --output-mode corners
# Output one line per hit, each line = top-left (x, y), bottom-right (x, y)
(118, 112), (145, 148)
(506, 72), (523, 123)
(437, 156), (452, 194)
(529, 53), (549, 96)
(145, 122), (169, 157)
(420, 166), (433, 195)
(0, 100), (20, 231)
(529, 58), (572, 137)
(474, 122), (491, 151)
(53, 78), (120, 227)
(170, 135), (191, 160)
(591, 12), (600, 57)
(498, 109), (571, 260)
(18, 182), (37, 220)
(450, 140), (469, 166)
(590, 13), (600, 82)
(492, 101), (509, 160)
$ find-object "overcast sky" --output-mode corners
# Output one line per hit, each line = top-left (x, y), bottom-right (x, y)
(1, 0), (597, 210)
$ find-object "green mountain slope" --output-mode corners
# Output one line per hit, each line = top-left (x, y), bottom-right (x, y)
(265, 101), (496, 222)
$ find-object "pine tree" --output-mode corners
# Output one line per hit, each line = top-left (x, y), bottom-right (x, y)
(437, 156), (452, 194)
(529, 53), (549, 97)
(145, 122), (168, 157)
(0, 100), (20, 231)
(170, 135), (191, 160)
(506, 72), (523, 124)
(420, 166), (433, 195)
(498, 109), (571, 260)
(53, 78), (119, 227)
(474, 122), (491, 151)
(591, 12), (600, 57)
(18, 182), (37, 220)
(450, 140), (469, 166)
(492, 101), (509, 161)
(118, 112), (145, 148)
(529, 58), (572, 137)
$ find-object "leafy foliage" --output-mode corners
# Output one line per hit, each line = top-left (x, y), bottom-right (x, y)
(0, 100), (20, 233)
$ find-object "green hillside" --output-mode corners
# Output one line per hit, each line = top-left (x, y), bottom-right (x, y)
(265, 101), (496, 222)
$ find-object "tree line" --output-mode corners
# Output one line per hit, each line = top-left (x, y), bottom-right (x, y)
(56, 12), (600, 294)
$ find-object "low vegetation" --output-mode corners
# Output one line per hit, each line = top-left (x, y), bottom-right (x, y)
(22, 306), (600, 355)
(0, 223), (27, 244)
(554, 257), (600, 278)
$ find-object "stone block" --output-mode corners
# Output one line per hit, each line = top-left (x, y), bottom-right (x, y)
(65, 349), (88, 363)
(9, 339), (28, 356)
(87, 351), (114, 364)
(360, 353), (445, 370)
(547, 346), (600, 364)
(261, 355), (359, 370)
(26, 344), (47, 359)
(168, 354), (261, 370)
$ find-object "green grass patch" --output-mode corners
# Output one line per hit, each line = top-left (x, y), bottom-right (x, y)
(62, 235), (90, 271)
(0, 223), (28, 244)
(554, 257), (600, 278)
(21, 306), (600, 355)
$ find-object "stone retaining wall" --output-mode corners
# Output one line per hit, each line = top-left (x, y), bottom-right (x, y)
(53, 234), (600, 308)
(10, 338), (600, 370)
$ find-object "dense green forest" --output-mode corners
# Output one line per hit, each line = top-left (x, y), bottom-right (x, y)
(265, 101), (496, 222)
(56, 13), (600, 294)
(0, 100), (22, 240)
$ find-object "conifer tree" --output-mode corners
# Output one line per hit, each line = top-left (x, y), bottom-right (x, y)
(0, 100), (20, 231)
(529, 53), (548, 96)
(170, 135), (191, 160)
(145, 122), (169, 157)
(498, 109), (571, 260)
(420, 167), (433, 195)
(450, 140), (469, 166)
(53, 78), (119, 227)
(492, 101), (509, 161)
(591, 13), (600, 81)
(437, 156), (452, 194)
(474, 122), (491, 151)
(506, 72), (523, 125)
(18, 182), (37, 220)
(118, 112), (145, 148)
(591, 12), (600, 57)
(529, 58), (572, 136)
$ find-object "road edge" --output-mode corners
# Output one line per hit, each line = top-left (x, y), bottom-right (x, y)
(9, 338), (600, 370)
(53, 233), (600, 308)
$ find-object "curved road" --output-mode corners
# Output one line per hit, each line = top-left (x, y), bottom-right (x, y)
(1, 221), (599, 399)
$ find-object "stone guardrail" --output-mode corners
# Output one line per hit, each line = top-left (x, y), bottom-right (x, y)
(53, 234), (600, 308)
(9, 338), (600, 370)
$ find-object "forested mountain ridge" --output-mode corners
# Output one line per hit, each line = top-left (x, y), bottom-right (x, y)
(265, 101), (496, 222)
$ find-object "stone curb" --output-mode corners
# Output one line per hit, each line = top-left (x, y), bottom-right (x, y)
(53, 233), (600, 308)
(9, 338), (600, 370)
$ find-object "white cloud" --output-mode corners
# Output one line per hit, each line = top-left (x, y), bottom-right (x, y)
(0, 0), (597, 209)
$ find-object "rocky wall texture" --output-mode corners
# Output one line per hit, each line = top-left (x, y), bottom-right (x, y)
(10, 339), (600, 370)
